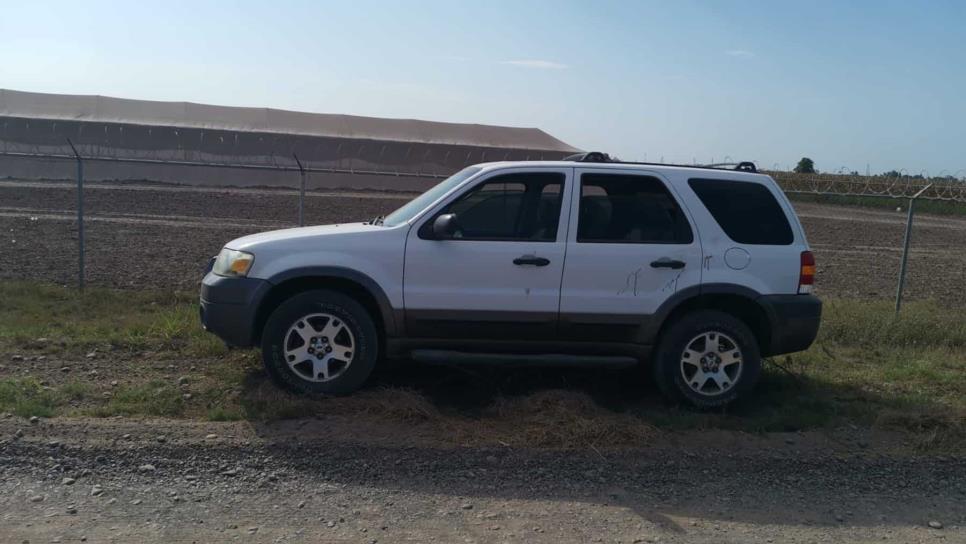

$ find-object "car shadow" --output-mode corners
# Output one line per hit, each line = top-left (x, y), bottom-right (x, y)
(232, 356), (964, 531)
(238, 353), (962, 438)
(369, 359), (660, 415)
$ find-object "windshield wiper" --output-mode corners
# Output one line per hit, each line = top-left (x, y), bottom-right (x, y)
(370, 215), (385, 226)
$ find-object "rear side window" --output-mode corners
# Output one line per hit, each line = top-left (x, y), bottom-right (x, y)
(688, 178), (793, 245)
(577, 173), (693, 244)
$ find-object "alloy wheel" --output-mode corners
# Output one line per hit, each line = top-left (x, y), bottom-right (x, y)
(283, 313), (355, 382)
(680, 331), (743, 396)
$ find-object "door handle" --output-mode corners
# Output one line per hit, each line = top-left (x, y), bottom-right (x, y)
(513, 255), (550, 267)
(650, 258), (686, 270)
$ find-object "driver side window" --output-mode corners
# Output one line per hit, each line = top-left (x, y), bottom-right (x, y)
(423, 172), (565, 241)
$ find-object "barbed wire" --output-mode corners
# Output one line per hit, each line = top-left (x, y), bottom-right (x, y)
(770, 171), (966, 203)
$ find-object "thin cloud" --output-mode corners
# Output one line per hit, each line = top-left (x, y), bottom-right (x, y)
(725, 49), (755, 58)
(499, 59), (568, 70)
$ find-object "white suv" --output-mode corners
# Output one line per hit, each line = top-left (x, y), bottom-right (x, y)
(200, 153), (821, 407)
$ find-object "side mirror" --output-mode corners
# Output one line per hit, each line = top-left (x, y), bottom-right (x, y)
(431, 213), (459, 239)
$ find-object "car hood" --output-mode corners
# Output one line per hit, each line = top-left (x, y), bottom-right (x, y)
(225, 222), (382, 252)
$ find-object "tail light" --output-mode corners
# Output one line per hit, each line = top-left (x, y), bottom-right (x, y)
(799, 251), (815, 294)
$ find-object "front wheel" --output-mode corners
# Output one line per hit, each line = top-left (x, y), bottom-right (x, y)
(261, 289), (378, 396)
(652, 310), (761, 408)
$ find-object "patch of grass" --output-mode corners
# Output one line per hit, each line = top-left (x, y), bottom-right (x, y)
(1, 281), (964, 449)
(84, 381), (185, 418)
(206, 405), (244, 421)
(0, 378), (60, 418)
(0, 378), (103, 418)
(819, 299), (966, 348)
(59, 381), (96, 403)
(0, 281), (226, 357)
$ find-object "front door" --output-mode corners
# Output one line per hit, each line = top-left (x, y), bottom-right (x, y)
(559, 168), (703, 342)
(403, 167), (573, 340)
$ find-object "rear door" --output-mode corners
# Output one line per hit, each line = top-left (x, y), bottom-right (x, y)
(558, 168), (702, 342)
(403, 167), (573, 340)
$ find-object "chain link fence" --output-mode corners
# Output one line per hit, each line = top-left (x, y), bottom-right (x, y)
(769, 170), (966, 311)
(3, 140), (965, 310)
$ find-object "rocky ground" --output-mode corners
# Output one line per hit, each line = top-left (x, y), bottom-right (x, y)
(2, 179), (966, 303)
(1, 417), (964, 544)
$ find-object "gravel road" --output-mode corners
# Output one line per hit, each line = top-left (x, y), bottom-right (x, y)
(1, 417), (964, 543)
(3, 179), (965, 303)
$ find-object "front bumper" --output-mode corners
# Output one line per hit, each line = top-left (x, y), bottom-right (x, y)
(759, 294), (822, 356)
(200, 272), (271, 348)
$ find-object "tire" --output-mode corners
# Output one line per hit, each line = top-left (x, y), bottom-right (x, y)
(261, 289), (378, 396)
(652, 310), (761, 408)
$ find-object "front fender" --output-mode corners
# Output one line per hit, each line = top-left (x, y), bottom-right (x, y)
(264, 265), (401, 336)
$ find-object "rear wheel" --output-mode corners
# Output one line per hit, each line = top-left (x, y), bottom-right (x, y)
(261, 289), (378, 396)
(652, 310), (761, 408)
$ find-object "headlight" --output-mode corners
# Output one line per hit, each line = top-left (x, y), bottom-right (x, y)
(212, 248), (254, 277)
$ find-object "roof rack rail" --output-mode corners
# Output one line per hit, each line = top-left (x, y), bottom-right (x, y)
(562, 151), (614, 163)
(704, 161), (758, 173)
(563, 152), (758, 173)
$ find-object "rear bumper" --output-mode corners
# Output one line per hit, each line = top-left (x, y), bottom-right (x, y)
(199, 273), (270, 348)
(759, 294), (822, 356)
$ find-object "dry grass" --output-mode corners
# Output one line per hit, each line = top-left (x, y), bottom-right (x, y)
(875, 409), (966, 452)
(232, 382), (657, 448)
(481, 390), (657, 448)
(238, 381), (446, 422)
(333, 387), (659, 449)
(330, 388), (444, 422)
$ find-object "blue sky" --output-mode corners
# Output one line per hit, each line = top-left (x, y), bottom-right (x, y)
(2, 0), (965, 174)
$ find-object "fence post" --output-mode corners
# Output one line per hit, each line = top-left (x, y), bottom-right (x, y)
(67, 139), (85, 290)
(293, 153), (305, 227)
(894, 184), (932, 313)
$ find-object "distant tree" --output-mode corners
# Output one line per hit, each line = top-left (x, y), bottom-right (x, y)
(794, 157), (816, 174)
(882, 170), (901, 178)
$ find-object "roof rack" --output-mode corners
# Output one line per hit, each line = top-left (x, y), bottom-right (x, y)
(563, 151), (614, 163)
(706, 161), (759, 173)
(562, 152), (758, 173)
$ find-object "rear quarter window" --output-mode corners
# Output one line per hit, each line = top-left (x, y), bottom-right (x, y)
(688, 178), (793, 245)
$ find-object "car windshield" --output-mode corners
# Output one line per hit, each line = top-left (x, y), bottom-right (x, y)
(381, 166), (482, 227)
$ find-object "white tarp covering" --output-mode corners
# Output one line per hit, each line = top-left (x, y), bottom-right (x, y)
(0, 89), (579, 189)
(0, 89), (578, 152)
